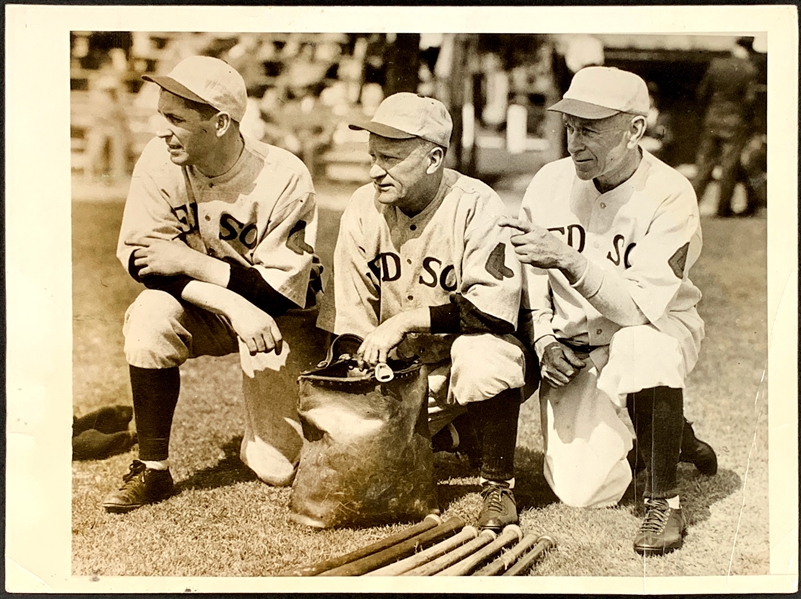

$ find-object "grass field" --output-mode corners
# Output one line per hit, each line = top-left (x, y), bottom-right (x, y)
(71, 180), (769, 578)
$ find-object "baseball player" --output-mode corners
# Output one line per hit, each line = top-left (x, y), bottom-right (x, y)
(102, 56), (322, 513)
(318, 93), (527, 530)
(500, 67), (717, 555)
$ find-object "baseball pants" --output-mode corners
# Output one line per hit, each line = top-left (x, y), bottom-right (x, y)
(123, 289), (327, 485)
(541, 324), (691, 508)
(415, 333), (527, 437)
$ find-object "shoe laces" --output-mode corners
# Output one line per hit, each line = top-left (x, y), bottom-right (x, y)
(481, 483), (512, 514)
(121, 460), (147, 484)
(640, 499), (671, 534)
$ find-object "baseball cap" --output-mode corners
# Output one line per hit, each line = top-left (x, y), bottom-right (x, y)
(548, 66), (649, 120)
(143, 56), (247, 122)
(349, 92), (453, 148)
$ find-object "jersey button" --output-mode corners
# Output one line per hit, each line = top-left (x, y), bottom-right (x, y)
(209, 183), (214, 188)
(410, 224), (417, 231)
(204, 215), (211, 221)
(406, 259), (412, 264)
(596, 328), (603, 335)
(407, 295), (414, 301)
(600, 202), (606, 209)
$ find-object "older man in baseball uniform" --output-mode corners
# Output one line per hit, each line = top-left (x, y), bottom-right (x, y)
(500, 67), (717, 555)
(318, 93), (527, 530)
(103, 56), (323, 513)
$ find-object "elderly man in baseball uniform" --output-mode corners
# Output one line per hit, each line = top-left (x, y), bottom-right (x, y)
(103, 56), (323, 513)
(500, 67), (717, 555)
(318, 93), (526, 530)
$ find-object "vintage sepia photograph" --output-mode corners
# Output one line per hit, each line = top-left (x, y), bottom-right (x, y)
(5, 5), (798, 594)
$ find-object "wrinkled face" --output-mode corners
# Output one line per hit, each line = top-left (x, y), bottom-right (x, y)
(564, 113), (633, 183)
(156, 91), (219, 166)
(367, 135), (433, 211)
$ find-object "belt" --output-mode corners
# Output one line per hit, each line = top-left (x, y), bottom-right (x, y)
(559, 340), (602, 355)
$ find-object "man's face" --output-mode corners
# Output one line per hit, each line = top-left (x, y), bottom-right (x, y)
(367, 135), (432, 210)
(563, 113), (633, 183)
(156, 91), (218, 167)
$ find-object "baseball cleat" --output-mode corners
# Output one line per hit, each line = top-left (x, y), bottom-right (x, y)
(476, 480), (518, 531)
(102, 460), (174, 513)
(680, 421), (718, 476)
(633, 498), (687, 556)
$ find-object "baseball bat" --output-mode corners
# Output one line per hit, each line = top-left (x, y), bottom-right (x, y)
(319, 516), (466, 577)
(473, 533), (546, 576)
(501, 535), (556, 576)
(365, 525), (479, 576)
(402, 529), (497, 576)
(282, 514), (441, 576)
(436, 525), (523, 576)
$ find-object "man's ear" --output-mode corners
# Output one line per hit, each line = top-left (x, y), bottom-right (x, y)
(215, 112), (232, 137)
(426, 145), (445, 174)
(627, 116), (647, 148)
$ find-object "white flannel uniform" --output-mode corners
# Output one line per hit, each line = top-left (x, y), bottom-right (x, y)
(117, 135), (324, 485)
(520, 149), (704, 507)
(319, 169), (526, 433)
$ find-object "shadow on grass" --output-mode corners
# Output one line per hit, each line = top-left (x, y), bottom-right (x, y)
(432, 445), (560, 511)
(178, 436), (259, 491)
(623, 465), (742, 522)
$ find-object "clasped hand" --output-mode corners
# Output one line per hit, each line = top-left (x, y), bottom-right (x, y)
(132, 239), (196, 277)
(540, 341), (586, 388)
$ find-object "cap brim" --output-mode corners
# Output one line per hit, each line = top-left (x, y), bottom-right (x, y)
(142, 74), (211, 108)
(348, 120), (416, 140)
(547, 98), (620, 120)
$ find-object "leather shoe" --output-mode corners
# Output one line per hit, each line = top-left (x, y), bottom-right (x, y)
(476, 481), (518, 530)
(102, 460), (174, 513)
(680, 421), (718, 475)
(633, 498), (687, 556)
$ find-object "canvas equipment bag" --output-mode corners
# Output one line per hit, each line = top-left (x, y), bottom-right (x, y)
(289, 334), (440, 528)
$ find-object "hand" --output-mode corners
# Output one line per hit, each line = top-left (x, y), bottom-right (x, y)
(228, 301), (283, 356)
(540, 341), (586, 388)
(498, 217), (576, 271)
(133, 240), (197, 277)
(357, 314), (410, 366)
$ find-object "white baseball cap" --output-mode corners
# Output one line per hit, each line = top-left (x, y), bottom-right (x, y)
(548, 66), (649, 120)
(143, 56), (247, 122)
(349, 92), (453, 148)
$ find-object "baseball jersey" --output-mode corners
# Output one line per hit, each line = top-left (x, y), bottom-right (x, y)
(117, 134), (318, 311)
(320, 168), (521, 338)
(520, 149), (704, 360)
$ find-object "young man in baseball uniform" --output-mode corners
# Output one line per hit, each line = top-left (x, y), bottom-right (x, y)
(318, 93), (527, 530)
(500, 67), (717, 555)
(103, 56), (323, 512)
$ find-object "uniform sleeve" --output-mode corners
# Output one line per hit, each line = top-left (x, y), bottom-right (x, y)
(116, 146), (192, 297)
(322, 198), (381, 338)
(518, 183), (556, 348)
(457, 196), (522, 330)
(573, 180), (701, 325)
(243, 168), (318, 310)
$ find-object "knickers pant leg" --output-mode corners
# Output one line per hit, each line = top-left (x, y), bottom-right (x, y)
(123, 290), (238, 460)
(540, 362), (634, 508)
(598, 325), (688, 500)
(239, 307), (328, 486)
(450, 334), (526, 482)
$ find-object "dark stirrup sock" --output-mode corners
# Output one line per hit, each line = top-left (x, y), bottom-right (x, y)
(129, 366), (180, 461)
(627, 386), (684, 499)
(467, 388), (521, 482)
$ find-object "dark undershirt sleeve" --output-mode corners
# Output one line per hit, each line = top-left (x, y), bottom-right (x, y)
(127, 253), (191, 299)
(429, 294), (515, 335)
(226, 263), (298, 318)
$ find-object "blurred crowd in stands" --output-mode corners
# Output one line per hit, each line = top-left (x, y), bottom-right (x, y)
(71, 32), (767, 216)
